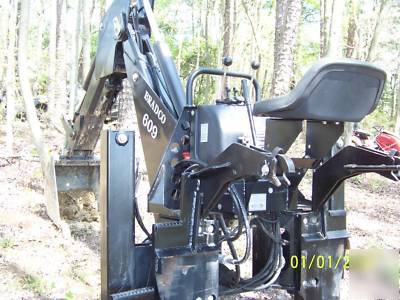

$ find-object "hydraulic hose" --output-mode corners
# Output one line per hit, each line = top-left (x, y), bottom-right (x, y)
(211, 212), (241, 284)
(222, 185), (252, 266)
(220, 216), (284, 296)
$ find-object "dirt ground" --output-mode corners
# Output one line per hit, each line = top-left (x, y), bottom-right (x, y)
(0, 122), (399, 299)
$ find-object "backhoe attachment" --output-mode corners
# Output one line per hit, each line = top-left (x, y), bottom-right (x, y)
(52, 0), (398, 299)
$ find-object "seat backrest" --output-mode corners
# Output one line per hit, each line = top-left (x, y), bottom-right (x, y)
(255, 58), (386, 122)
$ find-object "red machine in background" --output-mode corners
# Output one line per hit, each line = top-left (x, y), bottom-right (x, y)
(353, 126), (400, 156)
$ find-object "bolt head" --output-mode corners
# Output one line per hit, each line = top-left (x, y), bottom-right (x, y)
(310, 278), (318, 286)
(181, 121), (190, 131)
(206, 224), (214, 234)
(132, 73), (139, 82)
(116, 133), (129, 146)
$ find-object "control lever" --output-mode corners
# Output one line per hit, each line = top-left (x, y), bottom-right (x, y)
(251, 60), (260, 71)
(241, 60), (261, 146)
(220, 56), (233, 99)
(250, 60), (260, 102)
(241, 80), (256, 145)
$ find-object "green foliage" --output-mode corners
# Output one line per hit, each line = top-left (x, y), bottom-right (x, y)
(90, 31), (99, 61)
(158, 16), (219, 104)
(0, 105), (5, 122)
(302, 0), (320, 23)
(296, 41), (320, 79)
(305, 0), (320, 8)
(42, 28), (50, 49)
(28, 25), (40, 46)
(65, 290), (75, 300)
(21, 274), (44, 296)
(0, 238), (15, 249)
(361, 84), (395, 132)
(30, 148), (39, 157)
(36, 72), (49, 95)
(361, 109), (394, 132)
(181, 40), (219, 104)
(261, 0), (275, 11)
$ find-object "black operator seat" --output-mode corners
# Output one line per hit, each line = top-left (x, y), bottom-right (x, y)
(253, 58), (386, 122)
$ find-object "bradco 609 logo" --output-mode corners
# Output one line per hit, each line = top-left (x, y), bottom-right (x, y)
(144, 90), (166, 124)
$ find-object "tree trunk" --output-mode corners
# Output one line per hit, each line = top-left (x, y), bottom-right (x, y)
(320, 0), (329, 56)
(69, 0), (82, 120)
(232, 0), (238, 49)
(392, 82), (397, 120)
(242, 0), (261, 66)
(366, 0), (387, 62)
(48, 0), (58, 123)
(80, 0), (95, 81)
(344, 0), (360, 143)
(394, 57), (400, 134)
(35, 3), (45, 77)
(270, 0), (302, 97)
(55, 0), (67, 122)
(176, 36), (183, 74)
(18, 0), (61, 225)
(222, 0), (231, 60)
(390, 59), (400, 119)
(326, 0), (345, 57)
(395, 82), (400, 135)
(220, 0), (231, 98)
(48, 0), (67, 126)
(204, 0), (211, 101)
(0, 1), (10, 85)
(345, 0), (357, 58)
(5, 0), (18, 156)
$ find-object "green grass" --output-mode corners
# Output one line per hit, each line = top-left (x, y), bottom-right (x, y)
(70, 263), (89, 285)
(0, 238), (15, 249)
(21, 274), (44, 296)
(30, 148), (39, 157)
(65, 290), (75, 300)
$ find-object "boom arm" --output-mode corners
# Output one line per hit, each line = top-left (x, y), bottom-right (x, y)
(63, 0), (185, 183)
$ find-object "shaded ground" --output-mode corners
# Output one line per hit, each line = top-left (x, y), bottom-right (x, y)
(0, 122), (399, 299)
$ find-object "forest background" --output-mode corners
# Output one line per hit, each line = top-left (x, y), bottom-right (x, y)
(0, 0), (399, 298)
(1, 0), (400, 140)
